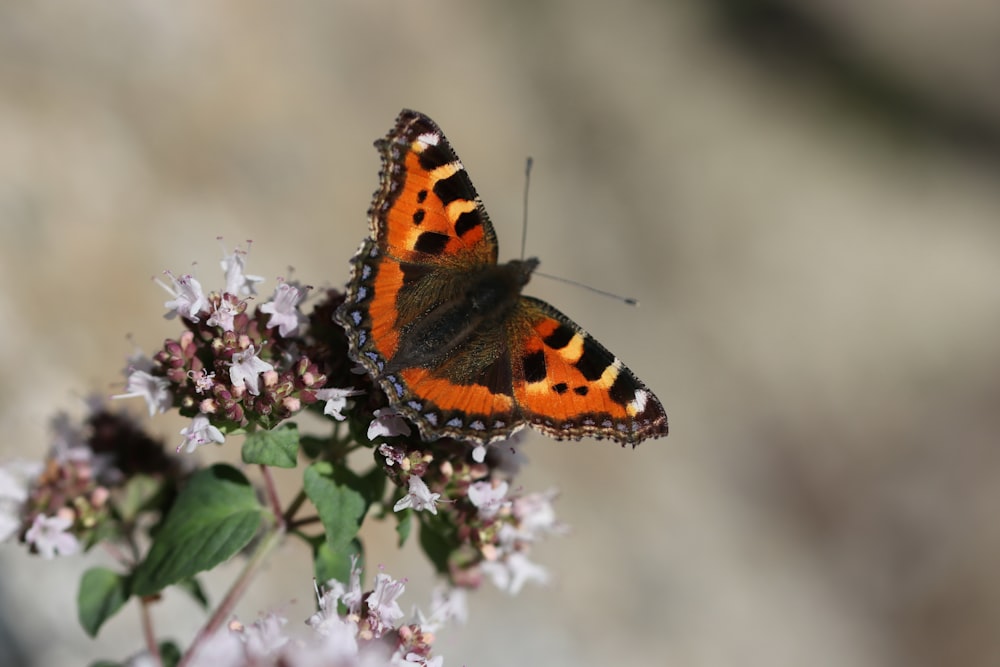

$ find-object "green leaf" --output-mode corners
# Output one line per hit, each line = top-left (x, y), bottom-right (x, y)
(396, 509), (412, 547)
(176, 577), (210, 610)
(117, 475), (164, 521)
(299, 435), (328, 459)
(132, 464), (265, 596)
(313, 538), (363, 585)
(159, 641), (182, 667)
(360, 465), (388, 509)
(78, 567), (130, 637)
(242, 424), (299, 468)
(419, 516), (454, 575)
(303, 462), (366, 551)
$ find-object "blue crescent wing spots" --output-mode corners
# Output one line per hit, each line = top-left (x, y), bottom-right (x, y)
(356, 286), (367, 300)
(407, 401), (423, 411)
(447, 417), (463, 428)
(470, 421), (485, 431)
(424, 412), (439, 426)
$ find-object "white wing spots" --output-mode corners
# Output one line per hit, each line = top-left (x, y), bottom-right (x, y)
(627, 389), (649, 417)
(416, 132), (440, 148)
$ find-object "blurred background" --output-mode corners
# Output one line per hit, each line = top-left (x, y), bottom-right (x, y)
(2, 1), (1000, 665)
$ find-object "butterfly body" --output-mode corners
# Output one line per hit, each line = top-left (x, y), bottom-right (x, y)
(335, 109), (668, 446)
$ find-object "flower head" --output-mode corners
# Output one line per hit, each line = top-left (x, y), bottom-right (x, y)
(179, 414), (225, 453)
(367, 572), (406, 636)
(393, 475), (441, 515)
(259, 281), (307, 337)
(112, 369), (172, 417)
(220, 241), (264, 297)
(368, 408), (412, 440)
(24, 512), (80, 559)
(315, 387), (363, 421)
(159, 271), (208, 322)
(467, 480), (509, 520)
(228, 344), (274, 396)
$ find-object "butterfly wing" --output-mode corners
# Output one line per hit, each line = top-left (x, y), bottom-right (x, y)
(507, 297), (669, 446)
(336, 110), (513, 438)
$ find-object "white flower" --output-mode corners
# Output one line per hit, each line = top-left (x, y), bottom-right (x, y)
(467, 480), (509, 519)
(159, 271), (208, 322)
(228, 345), (274, 396)
(112, 369), (173, 417)
(243, 613), (289, 659)
(367, 572), (406, 636)
(315, 387), (363, 421)
(179, 414), (225, 453)
(481, 552), (549, 595)
(341, 554), (364, 615)
(512, 489), (566, 541)
(418, 585), (468, 633)
(259, 282), (305, 337)
(206, 298), (239, 332)
(393, 476), (441, 515)
(189, 369), (216, 394)
(25, 513), (80, 559)
(367, 408), (412, 440)
(184, 625), (244, 667)
(0, 460), (42, 542)
(220, 242), (264, 297)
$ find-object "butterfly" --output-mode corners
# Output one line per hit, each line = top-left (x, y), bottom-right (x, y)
(334, 109), (668, 446)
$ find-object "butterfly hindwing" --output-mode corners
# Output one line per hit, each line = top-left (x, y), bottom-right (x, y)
(510, 297), (668, 443)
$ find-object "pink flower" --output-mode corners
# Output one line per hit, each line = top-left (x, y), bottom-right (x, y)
(112, 369), (172, 417)
(367, 408), (412, 440)
(228, 345), (274, 396)
(367, 572), (406, 636)
(467, 480), (509, 519)
(219, 241), (264, 297)
(259, 282), (305, 337)
(393, 476), (441, 515)
(315, 387), (363, 421)
(179, 414), (225, 453)
(25, 513), (80, 559)
(159, 271), (208, 322)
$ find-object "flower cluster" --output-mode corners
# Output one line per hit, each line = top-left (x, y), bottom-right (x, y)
(378, 438), (567, 595)
(0, 404), (186, 559)
(125, 244), (345, 447)
(2, 239), (568, 666)
(181, 559), (459, 667)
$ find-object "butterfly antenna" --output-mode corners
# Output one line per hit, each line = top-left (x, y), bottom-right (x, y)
(520, 156), (533, 261)
(534, 270), (639, 306)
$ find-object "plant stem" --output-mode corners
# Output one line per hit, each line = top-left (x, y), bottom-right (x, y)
(176, 515), (285, 667)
